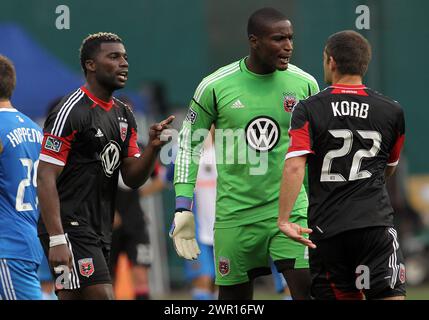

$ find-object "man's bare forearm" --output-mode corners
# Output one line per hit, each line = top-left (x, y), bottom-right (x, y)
(278, 157), (306, 224)
(37, 163), (64, 236)
(121, 145), (160, 189)
(122, 115), (175, 189)
(384, 165), (397, 179)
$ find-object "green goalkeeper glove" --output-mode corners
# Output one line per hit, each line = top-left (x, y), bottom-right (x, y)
(169, 210), (201, 260)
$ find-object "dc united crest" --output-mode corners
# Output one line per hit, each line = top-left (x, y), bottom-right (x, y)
(218, 257), (230, 277)
(399, 263), (406, 284)
(283, 92), (297, 112)
(78, 258), (95, 278)
(245, 116), (280, 152)
(119, 121), (128, 142)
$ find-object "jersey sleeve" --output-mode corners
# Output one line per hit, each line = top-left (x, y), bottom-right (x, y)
(40, 94), (84, 166)
(309, 78), (320, 96)
(174, 80), (217, 199)
(387, 107), (406, 166)
(123, 107), (141, 159)
(285, 102), (315, 160)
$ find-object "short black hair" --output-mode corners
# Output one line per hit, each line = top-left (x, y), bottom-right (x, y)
(325, 30), (372, 77)
(0, 55), (16, 100)
(247, 7), (288, 36)
(79, 32), (123, 75)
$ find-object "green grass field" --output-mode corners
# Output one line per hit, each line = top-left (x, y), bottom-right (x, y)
(402, 285), (429, 300)
(157, 284), (429, 300)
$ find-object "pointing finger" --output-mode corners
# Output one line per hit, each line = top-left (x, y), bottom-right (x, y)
(160, 115), (175, 127)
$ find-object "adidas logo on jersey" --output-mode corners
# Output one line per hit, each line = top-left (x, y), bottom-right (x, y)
(95, 128), (104, 137)
(231, 99), (245, 109)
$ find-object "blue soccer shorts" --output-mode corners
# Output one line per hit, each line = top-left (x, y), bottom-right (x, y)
(0, 258), (42, 300)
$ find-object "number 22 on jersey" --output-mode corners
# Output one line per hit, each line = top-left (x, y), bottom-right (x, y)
(321, 129), (381, 182)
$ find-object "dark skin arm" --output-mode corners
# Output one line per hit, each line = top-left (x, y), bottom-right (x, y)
(37, 161), (73, 270)
(121, 115), (174, 188)
(385, 166), (397, 179)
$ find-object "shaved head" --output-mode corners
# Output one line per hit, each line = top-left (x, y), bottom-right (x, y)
(247, 7), (289, 37)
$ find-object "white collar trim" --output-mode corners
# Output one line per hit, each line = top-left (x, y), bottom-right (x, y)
(0, 107), (18, 112)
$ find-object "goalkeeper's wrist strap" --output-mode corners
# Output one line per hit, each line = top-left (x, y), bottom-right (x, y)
(49, 234), (67, 247)
(175, 196), (192, 212)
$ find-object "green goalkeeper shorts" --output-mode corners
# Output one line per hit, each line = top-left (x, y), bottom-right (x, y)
(214, 210), (309, 286)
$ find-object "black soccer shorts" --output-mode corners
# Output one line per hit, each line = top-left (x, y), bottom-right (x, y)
(309, 226), (406, 300)
(39, 231), (112, 291)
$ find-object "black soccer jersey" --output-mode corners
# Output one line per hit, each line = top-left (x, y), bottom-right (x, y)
(38, 86), (140, 246)
(287, 84), (405, 240)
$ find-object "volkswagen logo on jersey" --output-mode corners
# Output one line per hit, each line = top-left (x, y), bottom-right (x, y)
(100, 140), (121, 177)
(283, 92), (297, 112)
(245, 116), (280, 152)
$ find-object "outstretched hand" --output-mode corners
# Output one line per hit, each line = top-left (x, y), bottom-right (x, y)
(169, 210), (201, 260)
(148, 115), (175, 148)
(278, 221), (316, 249)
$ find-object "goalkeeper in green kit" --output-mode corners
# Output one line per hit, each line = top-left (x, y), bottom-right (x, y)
(170, 8), (319, 300)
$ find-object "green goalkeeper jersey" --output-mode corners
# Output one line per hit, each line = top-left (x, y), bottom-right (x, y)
(175, 58), (319, 228)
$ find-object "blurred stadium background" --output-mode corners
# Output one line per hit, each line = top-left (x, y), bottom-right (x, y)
(1, 0), (429, 299)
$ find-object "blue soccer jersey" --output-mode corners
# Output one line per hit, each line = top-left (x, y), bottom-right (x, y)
(0, 108), (44, 264)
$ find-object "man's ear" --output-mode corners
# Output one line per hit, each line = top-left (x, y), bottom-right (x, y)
(249, 34), (258, 50)
(85, 59), (96, 73)
(328, 56), (336, 72)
